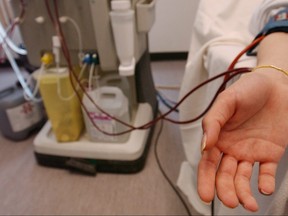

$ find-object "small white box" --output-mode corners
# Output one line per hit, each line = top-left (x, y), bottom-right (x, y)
(136, 0), (156, 33)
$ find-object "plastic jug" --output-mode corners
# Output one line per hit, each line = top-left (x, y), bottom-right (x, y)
(0, 85), (46, 141)
(100, 72), (135, 115)
(82, 86), (130, 143)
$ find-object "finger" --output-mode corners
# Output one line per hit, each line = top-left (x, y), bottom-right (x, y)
(258, 162), (277, 195)
(202, 90), (236, 151)
(216, 154), (239, 208)
(235, 161), (258, 212)
(197, 147), (221, 203)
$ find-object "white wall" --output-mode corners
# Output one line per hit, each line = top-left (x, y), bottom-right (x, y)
(148, 0), (199, 53)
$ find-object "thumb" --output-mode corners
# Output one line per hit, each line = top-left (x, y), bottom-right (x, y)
(201, 91), (236, 152)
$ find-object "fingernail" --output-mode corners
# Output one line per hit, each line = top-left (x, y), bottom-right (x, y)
(201, 200), (211, 205)
(201, 134), (207, 152)
(260, 189), (272, 196)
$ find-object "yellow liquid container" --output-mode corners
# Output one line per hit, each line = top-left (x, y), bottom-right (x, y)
(33, 67), (84, 142)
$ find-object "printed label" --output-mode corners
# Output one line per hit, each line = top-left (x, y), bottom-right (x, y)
(6, 101), (43, 132)
(87, 112), (117, 142)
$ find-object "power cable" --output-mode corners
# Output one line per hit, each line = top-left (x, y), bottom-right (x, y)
(154, 112), (192, 216)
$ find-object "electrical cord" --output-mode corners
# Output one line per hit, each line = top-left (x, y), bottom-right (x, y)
(157, 91), (179, 113)
(158, 90), (178, 105)
(154, 112), (192, 216)
(212, 199), (215, 216)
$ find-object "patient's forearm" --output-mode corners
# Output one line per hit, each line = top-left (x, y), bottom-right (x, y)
(257, 33), (288, 70)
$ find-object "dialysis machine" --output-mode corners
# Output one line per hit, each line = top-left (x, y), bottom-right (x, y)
(10, 0), (158, 174)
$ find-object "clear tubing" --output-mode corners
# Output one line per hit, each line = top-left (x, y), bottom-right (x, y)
(23, 64), (44, 102)
(1, 42), (37, 101)
(88, 63), (95, 91)
(0, 22), (27, 55)
(56, 63), (87, 101)
(59, 16), (83, 65)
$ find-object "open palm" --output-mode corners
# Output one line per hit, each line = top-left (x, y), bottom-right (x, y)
(197, 70), (288, 212)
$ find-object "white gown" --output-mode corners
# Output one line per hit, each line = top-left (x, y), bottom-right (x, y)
(177, 0), (288, 215)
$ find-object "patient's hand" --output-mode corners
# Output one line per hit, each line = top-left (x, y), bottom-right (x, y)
(197, 69), (288, 212)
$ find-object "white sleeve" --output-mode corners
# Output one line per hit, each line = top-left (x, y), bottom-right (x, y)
(249, 0), (288, 36)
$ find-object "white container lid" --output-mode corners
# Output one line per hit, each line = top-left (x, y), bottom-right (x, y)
(111, 0), (131, 10)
